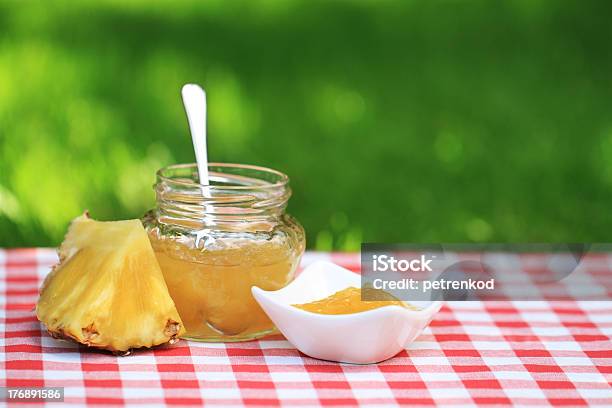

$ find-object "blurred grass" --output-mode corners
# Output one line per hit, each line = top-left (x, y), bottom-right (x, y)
(1, 0), (612, 249)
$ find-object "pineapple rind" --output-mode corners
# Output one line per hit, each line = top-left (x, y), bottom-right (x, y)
(36, 214), (185, 353)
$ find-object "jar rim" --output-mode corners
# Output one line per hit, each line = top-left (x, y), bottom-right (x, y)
(156, 162), (290, 191)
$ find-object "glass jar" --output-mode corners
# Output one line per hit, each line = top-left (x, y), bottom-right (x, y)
(143, 163), (305, 342)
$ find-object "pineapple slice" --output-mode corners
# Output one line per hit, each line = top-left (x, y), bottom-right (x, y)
(36, 213), (185, 354)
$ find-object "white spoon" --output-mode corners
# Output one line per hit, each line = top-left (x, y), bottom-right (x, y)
(181, 83), (209, 186)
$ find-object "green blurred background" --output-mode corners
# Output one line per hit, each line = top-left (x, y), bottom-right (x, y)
(1, 0), (611, 250)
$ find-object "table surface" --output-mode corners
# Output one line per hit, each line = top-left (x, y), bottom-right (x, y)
(1, 248), (611, 407)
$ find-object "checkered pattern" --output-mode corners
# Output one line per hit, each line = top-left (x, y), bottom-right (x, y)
(1, 248), (611, 407)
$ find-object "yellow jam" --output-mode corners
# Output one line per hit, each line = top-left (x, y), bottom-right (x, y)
(292, 287), (418, 315)
(149, 235), (300, 341)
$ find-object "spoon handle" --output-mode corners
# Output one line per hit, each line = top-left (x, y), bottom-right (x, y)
(181, 84), (209, 185)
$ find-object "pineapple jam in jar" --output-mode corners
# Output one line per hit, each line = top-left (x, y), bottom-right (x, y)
(143, 163), (305, 342)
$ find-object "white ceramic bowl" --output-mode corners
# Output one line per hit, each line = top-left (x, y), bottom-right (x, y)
(252, 261), (443, 364)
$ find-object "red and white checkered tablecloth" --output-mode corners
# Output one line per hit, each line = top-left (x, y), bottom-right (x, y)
(1, 248), (611, 407)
